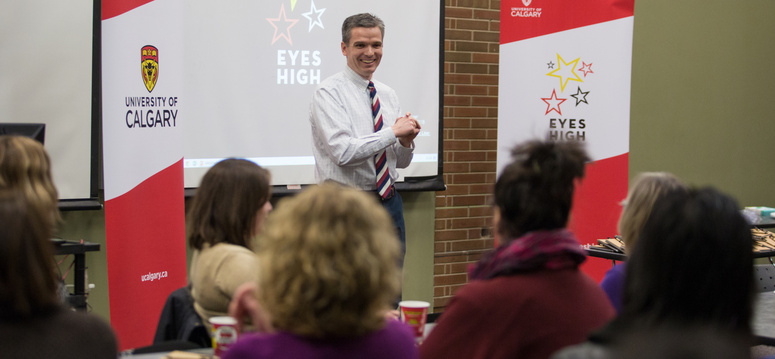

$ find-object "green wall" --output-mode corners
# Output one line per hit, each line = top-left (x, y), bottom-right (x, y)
(629, 0), (775, 206)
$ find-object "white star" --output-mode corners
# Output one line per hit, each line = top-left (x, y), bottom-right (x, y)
(302, 0), (326, 32)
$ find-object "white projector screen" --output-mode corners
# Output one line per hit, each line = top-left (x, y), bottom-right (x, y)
(182, 0), (443, 190)
(0, 0), (97, 205)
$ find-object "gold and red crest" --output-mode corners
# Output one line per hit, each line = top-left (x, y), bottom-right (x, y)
(141, 45), (159, 93)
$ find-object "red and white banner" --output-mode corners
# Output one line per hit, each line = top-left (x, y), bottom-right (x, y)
(498, 0), (634, 280)
(102, 0), (187, 350)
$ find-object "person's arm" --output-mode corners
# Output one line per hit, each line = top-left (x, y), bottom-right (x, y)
(310, 86), (396, 166)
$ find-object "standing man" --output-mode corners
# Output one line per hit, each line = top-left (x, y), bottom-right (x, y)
(310, 13), (420, 251)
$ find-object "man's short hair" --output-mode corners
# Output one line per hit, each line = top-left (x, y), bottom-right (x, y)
(341, 13), (385, 45)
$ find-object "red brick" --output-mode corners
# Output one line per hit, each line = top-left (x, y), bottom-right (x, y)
(454, 107), (489, 117)
(443, 162), (470, 173)
(472, 96), (498, 107)
(455, 19), (490, 31)
(435, 229), (469, 241)
(445, 8), (473, 19)
(453, 129), (488, 139)
(469, 141), (497, 151)
(472, 52), (499, 64)
(472, 74), (499, 85)
(445, 73), (472, 84)
(434, 274), (468, 286)
(440, 184), (470, 195)
(436, 207), (469, 219)
(446, 29), (472, 41)
(452, 151), (487, 162)
(443, 139), (471, 150)
(444, 118), (472, 129)
(451, 217), (487, 229)
(444, 95), (472, 107)
(455, 85), (488, 96)
(450, 239), (488, 251)
(473, 9), (499, 20)
(452, 173), (487, 184)
(446, 52), (472, 63)
(452, 195), (489, 206)
(469, 205), (493, 217)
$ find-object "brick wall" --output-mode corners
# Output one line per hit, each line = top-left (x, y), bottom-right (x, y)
(433, 0), (500, 312)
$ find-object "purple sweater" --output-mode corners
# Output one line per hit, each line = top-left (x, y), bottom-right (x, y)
(222, 319), (418, 359)
(599, 262), (626, 313)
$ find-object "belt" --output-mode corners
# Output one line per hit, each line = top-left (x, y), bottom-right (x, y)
(373, 185), (396, 202)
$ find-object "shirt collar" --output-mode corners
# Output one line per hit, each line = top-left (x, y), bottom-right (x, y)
(343, 65), (372, 90)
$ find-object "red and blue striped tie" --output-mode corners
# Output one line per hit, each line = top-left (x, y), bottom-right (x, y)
(368, 81), (392, 199)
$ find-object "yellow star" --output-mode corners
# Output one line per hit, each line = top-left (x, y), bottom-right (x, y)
(546, 54), (582, 92)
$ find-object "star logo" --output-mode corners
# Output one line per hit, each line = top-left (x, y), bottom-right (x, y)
(547, 61), (555, 69)
(546, 54), (582, 92)
(267, 3), (299, 45)
(570, 86), (590, 106)
(301, 0), (325, 32)
(541, 89), (567, 115)
(578, 62), (594, 77)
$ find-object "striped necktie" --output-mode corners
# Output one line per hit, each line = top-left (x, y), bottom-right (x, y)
(368, 81), (392, 199)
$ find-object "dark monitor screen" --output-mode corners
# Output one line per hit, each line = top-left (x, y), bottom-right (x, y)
(0, 123), (45, 144)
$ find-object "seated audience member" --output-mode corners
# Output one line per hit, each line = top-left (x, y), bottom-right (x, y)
(552, 187), (754, 359)
(419, 140), (616, 359)
(0, 135), (60, 227)
(223, 183), (417, 359)
(187, 158), (272, 331)
(0, 189), (118, 358)
(600, 172), (686, 312)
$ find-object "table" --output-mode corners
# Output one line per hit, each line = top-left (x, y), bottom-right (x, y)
(53, 239), (100, 311)
(585, 246), (775, 264)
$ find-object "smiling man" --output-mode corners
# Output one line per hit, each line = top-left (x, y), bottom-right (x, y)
(309, 13), (420, 263)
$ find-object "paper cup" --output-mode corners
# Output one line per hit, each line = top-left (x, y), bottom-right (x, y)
(210, 316), (239, 357)
(398, 300), (430, 340)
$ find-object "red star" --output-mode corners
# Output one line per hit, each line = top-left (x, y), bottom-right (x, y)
(541, 89), (567, 115)
(267, 4), (299, 45)
(578, 62), (594, 77)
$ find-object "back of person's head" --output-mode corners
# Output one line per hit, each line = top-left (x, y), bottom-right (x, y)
(494, 139), (589, 239)
(0, 189), (60, 318)
(187, 158), (271, 250)
(256, 183), (401, 338)
(620, 187), (753, 335)
(342, 13), (385, 44)
(617, 172), (686, 252)
(0, 135), (59, 227)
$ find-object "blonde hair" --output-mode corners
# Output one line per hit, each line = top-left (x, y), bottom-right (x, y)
(256, 183), (401, 338)
(618, 172), (685, 251)
(0, 135), (60, 227)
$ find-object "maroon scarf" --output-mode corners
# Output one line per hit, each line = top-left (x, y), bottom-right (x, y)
(469, 229), (586, 280)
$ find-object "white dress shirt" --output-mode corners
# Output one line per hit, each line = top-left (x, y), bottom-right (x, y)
(309, 66), (414, 190)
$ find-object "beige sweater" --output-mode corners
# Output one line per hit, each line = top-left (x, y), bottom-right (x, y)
(189, 243), (257, 332)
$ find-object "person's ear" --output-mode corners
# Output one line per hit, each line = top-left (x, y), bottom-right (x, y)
(341, 42), (347, 56)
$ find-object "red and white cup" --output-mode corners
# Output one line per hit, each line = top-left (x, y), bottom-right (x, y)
(398, 300), (430, 340)
(210, 316), (239, 357)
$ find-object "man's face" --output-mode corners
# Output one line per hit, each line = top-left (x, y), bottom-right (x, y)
(341, 26), (383, 80)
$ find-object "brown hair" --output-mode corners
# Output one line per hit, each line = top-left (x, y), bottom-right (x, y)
(187, 158), (271, 250)
(618, 172), (686, 252)
(257, 183), (401, 338)
(0, 189), (60, 318)
(0, 135), (60, 227)
(342, 13), (385, 44)
(494, 140), (589, 240)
